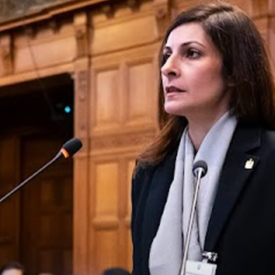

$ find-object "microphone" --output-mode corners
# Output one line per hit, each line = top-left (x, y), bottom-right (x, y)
(180, 160), (208, 275)
(193, 160), (208, 178)
(0, 137), (83, 204)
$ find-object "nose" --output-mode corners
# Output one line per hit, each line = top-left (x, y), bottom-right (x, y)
(161, 54), (180, 78)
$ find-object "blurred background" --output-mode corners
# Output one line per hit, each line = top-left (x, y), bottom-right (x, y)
(0, 0), (273, 275)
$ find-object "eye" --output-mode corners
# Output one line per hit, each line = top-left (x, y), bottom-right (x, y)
(186, 48), (201, 59)
(161, 51), (171, 65)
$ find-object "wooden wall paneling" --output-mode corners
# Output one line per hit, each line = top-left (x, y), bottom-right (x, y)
(248, 0), (268, 17)
(73, 154), (89, 275)
(89, 154), (137, 275)
(74, 68), (90, 275)
(0, 136), (20, 266)
(116, 156), (135, 270)
(14, 33), (76, 73)
(152, 0), (170, 37)
(0, 15), (75, 85)
(91, 43), (160, 136)
(89, 159), (119, 275)
(124, 58), (156, 127)
(90, 1), (160, 56)
(91, 15), (158, 55)
(73, 9), (91, 275)
(0, 33), (13, 76)
(92, 66), (122, 132)
(94, 161), (119, 220)
(88, 6), (162, 271)
(94, 230), (119, 273)
(20, 136), (73, 275)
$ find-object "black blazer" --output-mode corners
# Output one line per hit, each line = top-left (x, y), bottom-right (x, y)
(131, 123), (275, 275)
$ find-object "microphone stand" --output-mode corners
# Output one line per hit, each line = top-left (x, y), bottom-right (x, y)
(179, 167), (205, 275)
(0, 137), (82, 205)
(0, 151), (62, 204)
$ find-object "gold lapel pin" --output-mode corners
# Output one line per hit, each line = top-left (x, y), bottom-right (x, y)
(245, 158), (254, 169)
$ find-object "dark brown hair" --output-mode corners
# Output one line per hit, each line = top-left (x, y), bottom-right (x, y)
(138, 2), (275, 165)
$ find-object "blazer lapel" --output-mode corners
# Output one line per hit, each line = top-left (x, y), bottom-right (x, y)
(204, 123), (261, 252)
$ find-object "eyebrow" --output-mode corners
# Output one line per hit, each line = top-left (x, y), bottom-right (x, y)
(163, 41), (206, 51)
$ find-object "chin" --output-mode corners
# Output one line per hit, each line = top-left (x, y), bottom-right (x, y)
(164, 104), (187, 117)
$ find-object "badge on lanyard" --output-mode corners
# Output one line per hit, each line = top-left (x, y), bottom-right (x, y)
(185, 252), (218, 275)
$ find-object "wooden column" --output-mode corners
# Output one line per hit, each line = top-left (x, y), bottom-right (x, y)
(73, 10), (91, 275)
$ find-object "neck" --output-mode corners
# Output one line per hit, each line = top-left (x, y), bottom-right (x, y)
(187, 110), (229, 151)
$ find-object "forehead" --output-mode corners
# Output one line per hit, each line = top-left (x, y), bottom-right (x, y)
(165, 22), (213, 48)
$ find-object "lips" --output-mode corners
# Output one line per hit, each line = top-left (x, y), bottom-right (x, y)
(166, 86), (185, 93)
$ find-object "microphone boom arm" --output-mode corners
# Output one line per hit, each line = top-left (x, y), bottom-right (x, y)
(0, 151), (62, 204)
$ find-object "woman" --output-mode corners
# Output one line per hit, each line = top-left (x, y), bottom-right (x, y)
(131, 2), (275, 275)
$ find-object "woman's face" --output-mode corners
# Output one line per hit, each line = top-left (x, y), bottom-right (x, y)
(161, 23), (230, 122)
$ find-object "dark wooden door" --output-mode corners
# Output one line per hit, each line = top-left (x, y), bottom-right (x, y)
(20, 135), (73, 275)
(0, 136), (20, 264)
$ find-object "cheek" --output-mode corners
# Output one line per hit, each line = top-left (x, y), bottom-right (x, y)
(161, 74), (166, 85)
(189, 65), (225, 95)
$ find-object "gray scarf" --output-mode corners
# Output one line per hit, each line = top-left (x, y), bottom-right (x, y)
(149, 111), (237, 275)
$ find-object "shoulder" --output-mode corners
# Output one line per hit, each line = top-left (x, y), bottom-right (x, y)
(262, 129), (275, 143)
(132, 150), (177, 187)
(260, 129), (275, 155)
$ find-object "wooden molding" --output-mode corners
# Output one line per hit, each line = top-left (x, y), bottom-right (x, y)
(0, 33), (13, 75)
(90, 131), (156, 155)
(152, 0), (170, 38)
(24, 25), (36, 39)
(127, 0), (140, 11)
(249, 0), (268, 18)
(0, 0), (109, 32)
(74, 69), (90, 136)
(73, 11), (90, 58)
(48, 18), (61, 34)
(101, 2), (115, 18)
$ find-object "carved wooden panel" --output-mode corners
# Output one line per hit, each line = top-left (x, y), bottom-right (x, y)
(125, 60), (156, 126)
(0, 34), (13, 76)
(92, 68), (121, 131)
(91, 44), (159, 137)
(91, 15), (158, 55)
(75, 69), (90, 136)
(248, 0), (268, 17)
(94, 162), (119, 219)
(73, 156), (89, 275)
(94, 230), (119, 274)
(89, 155), (136, 275)
(14, 36), (75, 73)
(90, 131), (156, 157)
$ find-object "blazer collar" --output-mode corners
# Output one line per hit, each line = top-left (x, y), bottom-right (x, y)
(204, 123), (262, 252)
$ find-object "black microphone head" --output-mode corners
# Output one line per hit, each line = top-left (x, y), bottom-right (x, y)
(193, 160), (208, 178)
(61, 138), (83, 158)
